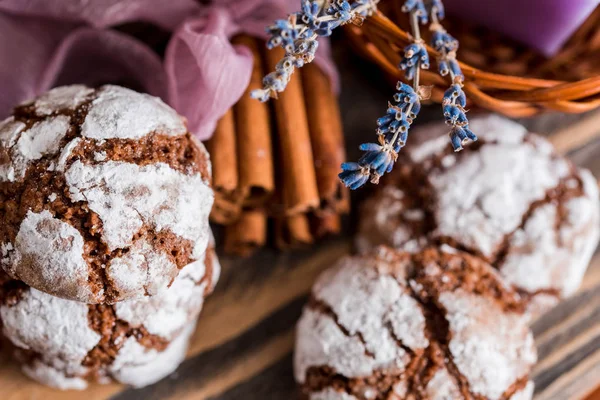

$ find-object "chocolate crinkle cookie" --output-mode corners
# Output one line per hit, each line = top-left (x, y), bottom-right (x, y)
(0, 240), (220, 390)
(0, 85), (214, 303)
(356, 115), (600, 317)
(295, 246), (537, 400)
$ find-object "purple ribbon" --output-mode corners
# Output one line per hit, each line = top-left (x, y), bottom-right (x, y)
(0, 0), (338, 140)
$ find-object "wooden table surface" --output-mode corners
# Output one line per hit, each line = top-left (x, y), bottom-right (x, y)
(1, 42), (600, 400)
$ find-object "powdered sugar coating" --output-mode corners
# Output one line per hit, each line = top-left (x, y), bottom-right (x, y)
(21, 359), (89, 391)
(65, 160), (212, 258)
(17, 116), (70, 159)
(0, 116), (70, 182)
(115, 254), (208, 339)
(1, 288), (101, 367)
(356, 186), (425, 254)
(18, 320), (197, 390)
(26, 85), (94, 116)
(81, 85), (186, 140)
(108, 321), (196, 388)
(107, 238), (179, 300)
(501, 170), (600, 300)
(295, 254), (428, 383)
(310, 388), (358, 400)
(1, 210), (95, 302)
(510, 381), (535, 400)
(425, 367), (462, 400)
(0, 118), (26, 181)
(440, 290), (536, 400)
(295, 308), (386, 381)
(431, 132), (569, 258)
(0, 117), (25, 147)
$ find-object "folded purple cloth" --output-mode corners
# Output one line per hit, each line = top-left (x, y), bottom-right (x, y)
(445, 0), (598, 57)
(0, 0), (337, 140)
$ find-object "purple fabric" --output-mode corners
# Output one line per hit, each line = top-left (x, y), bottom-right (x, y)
(445, 0), (598, 57)
(0, 0), (338, 140)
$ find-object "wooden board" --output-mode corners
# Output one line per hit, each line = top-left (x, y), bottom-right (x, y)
(1, 49), (600, 399)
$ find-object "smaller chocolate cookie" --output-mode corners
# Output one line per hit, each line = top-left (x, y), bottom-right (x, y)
(357, 115), (600, 317)
(0, 241), (220, 390)
(295, 246), (536, 400)
(0, 85), (214, 303)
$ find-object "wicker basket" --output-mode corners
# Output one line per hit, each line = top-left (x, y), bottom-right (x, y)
(345, 2), (600, 117)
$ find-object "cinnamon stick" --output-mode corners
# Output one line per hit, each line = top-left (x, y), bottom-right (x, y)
(224, 209), (267, 256)
(310, 212), (341, 239)
(276, 214), (314, 249)
(264, 47), (320, 215)
(301, 63), (349, 214)
(232, 36), (275, 208)
(206, 110), (241, 224)
(212, 196), (242, 225)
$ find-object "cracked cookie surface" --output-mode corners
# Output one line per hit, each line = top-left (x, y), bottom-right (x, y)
(356, 115), (600, 317)
(0, 238), (219, 390)
(294, 246), (536, 400)
(0, 85), (213, 303)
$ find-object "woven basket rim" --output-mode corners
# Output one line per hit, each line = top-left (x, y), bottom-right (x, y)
(345, 9), (600, 116)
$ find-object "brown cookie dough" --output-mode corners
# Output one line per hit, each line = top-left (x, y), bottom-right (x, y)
(294, 246), (536, 400)
(356, 115), (600, 317)
(0, 240), (220, 390)
(0, 85), (214, 303)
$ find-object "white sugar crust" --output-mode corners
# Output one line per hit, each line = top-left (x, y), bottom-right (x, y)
(55, 137), (82, 171)
(115, 252), (208, 340)
(108, 320), (195, 388)
(295, 255), (427, 383)
(497, 169), (598, 312)
(356, 186), (426, 254)
(510, 381), (535, 400)
(501, 171), (599, 297)
(310, 388), (358, 400)
(0, 117), (26, 147)
(65, 160), (212, 259)
(1, 210), (96, 302)
(26, 85), (94, 116)
(17, 116), (70, 160)
(0, 116), (71, 182)
(107, 238), (179, 300)
(82, 85), (186, 140)
(426, 366), (462, 400)
(1, 287), (101, 366)
(17, 318), (197, 390)
(430, 132), (569, 259)
(440, 289), (537, 400)
(21, 359), (89, 391)
(0, 117), (26, 182)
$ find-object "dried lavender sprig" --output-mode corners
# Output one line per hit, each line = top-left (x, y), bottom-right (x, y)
(340, 2), (425, 189)
(340, 0), (476, 190)
(429, 3), (476, 151)
(251, 0), (380, 102)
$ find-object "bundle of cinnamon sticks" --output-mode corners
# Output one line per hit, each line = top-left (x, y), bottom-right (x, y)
(206, 35), (349, 256)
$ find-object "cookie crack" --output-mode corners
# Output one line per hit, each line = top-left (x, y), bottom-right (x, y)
(307, 295), (376, 359)
(404, 273), (477, 400)
(494, 172), (584, 269)
(83, 304), (169, 378)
